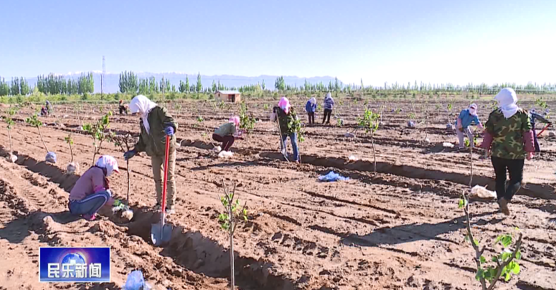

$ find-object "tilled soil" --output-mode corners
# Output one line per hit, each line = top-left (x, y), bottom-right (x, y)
(0, 97), (555, 289)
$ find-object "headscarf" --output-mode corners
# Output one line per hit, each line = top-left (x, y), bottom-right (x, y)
(494, 88), (519, 119)
(468, 103), (478, 116)
(95, 155), (119, 177)
(278, 97), (291, 114)
(129, 95), (157, 134)
(229, 116), (240, 127)
(309, 97), (316, 104)
(325, 93), (332, 100)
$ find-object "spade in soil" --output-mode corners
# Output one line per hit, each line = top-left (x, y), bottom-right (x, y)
(151, 135), (173, 246)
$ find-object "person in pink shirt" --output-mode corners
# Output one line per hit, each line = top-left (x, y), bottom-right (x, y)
(69, 155), (126, 220)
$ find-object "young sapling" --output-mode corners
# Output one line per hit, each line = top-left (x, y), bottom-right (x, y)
(218, 181), (248, 290)
(112, 134), (136, 221)
(26, 113), (56, 163)
(358, 109), (380, 173)
(3, 107), (18, 162)
(64, 134), (79, 174)
(82, 111), (113, 164)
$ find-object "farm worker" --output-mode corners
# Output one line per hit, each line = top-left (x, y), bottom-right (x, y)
(119, 100), (129, 115)
(123, 95), (178, 214)
(69, 155), (125, 221)
(529, 109), (552, 152)
(277, 97), (300, 162)
(40, 106), (48, 117)
(456, 103), (484, 150)
(322, 93), (335, 125)
(305, 97), (317, 125)
(45, 100), (52, 114)
(213, 116), (242, 152)
(481, 88), (535, 216)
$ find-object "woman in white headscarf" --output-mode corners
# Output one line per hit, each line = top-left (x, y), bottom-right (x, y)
(69, 155), (125, 221)
(456, 103), (484, 150)
(124, 95), (178, 214)
(481, 88), (535, 215)
(305, 97), (317, 125)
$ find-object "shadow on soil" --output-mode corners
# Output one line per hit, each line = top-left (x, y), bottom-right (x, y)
(340, 211), (503, 247)
(170, 138), (556, 201)
(0, 148), (297, 290)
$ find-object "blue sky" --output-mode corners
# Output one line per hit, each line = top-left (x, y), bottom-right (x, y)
(0, 0), (554, 86)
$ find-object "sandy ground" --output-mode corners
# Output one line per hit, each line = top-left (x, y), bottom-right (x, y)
(0, 97), (555, 289)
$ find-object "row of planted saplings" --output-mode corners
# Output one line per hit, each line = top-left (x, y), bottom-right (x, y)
(2, 108), (134, 175)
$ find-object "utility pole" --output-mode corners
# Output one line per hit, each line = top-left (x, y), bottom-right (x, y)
(101, 56), (105, 99)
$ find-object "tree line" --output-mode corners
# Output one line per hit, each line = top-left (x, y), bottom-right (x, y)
(2, 70), (555, 97)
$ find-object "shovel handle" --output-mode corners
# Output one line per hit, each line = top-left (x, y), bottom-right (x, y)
(537, 124), (550, 137)
(161, 135), (171, 217)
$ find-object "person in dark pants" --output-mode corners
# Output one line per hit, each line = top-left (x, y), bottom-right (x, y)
(322, 93), (334, 124)
(481, 88), (534, 215)
(529, 109), (551, 152)
(305, 97), (317, 125)
(69, 155), (126, 220)
(119, 100), (128, 115)
(277, 97), (300, 162)
(213, 116), (241, 152)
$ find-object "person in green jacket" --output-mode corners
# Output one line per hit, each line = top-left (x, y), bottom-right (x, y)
(124, 95), (178, 214)
(212, 116), (242, 152)
(275, 97), (300, 162)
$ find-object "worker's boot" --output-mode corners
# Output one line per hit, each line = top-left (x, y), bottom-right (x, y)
(498, 198), (510, 216)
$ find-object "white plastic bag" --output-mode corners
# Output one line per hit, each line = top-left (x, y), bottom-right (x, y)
(442, 142), (454, 148)
(470, 185), (496, 199)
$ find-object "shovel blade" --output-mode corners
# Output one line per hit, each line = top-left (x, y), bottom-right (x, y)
(150, 222), (173, 246)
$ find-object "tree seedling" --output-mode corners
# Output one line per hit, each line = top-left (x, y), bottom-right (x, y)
(112, 134), (137, 221)
(82, 111), (113, 165)
(26, 113), (56, 163)
(239, 102), (256, 133)
(218, 181), (248, 290)
(64, 134), (79, 174)
(459, 193), (523, 289)
(358, 109), (380, 173)
(2, 107), (18, 162)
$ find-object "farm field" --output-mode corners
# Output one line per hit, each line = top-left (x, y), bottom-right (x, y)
(1, 96), (555, 290)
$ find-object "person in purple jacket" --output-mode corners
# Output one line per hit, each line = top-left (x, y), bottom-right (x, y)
(68, 155), (126, 221)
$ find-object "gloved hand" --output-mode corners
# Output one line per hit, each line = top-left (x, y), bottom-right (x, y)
(458, 127), (464, 132)
(112, 199), (128, 212)
(164, 126), (174, 136)
(124, 150), (136, 160)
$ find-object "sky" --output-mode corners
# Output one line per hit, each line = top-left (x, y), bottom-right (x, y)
(0, 0), (555, 86)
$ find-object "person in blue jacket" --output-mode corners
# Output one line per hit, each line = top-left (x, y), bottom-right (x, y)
(530, 109), (552, 152)
(305, 97), (317, 125)
(456, 103), (483, 150)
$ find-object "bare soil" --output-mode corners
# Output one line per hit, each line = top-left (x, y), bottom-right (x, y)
(0, 97), (555, 289)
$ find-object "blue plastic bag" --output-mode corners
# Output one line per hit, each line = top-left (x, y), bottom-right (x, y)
(124, 270), (151, 290)
(318, 171), (349, 182)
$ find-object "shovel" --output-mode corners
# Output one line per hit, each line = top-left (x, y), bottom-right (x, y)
(275, 118), (290, 162)
(151, 135), (173, 246)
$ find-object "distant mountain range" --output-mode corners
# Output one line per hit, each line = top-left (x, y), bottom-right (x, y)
(23, 73), (343, 94)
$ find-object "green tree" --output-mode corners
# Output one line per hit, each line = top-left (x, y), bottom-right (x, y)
(275, 76), (285, 91)
(196, 73), (202, 92)
(261, 79), (266, 90)
(185, 75), (190, 93)
(20, 77), (30, 95)
(212, 80), (217, 92)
